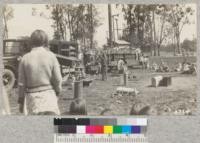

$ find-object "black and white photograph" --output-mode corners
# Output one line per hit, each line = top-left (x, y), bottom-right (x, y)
(1, 4), (197, 116)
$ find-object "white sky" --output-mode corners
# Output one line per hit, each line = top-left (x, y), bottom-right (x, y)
(7, 4), (197, 47)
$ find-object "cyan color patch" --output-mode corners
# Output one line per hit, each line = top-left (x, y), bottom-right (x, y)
(122, 126), (132, 134)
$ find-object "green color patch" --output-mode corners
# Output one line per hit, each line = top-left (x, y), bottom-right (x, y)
(113, 126), (122, 134)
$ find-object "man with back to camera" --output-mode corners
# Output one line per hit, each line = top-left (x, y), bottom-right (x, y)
(18, 30), (62, 115)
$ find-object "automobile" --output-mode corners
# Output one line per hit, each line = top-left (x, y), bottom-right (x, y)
(49, 40), (80, 75)
(3, 39), (30, 91)
(3, 38), (80, 91)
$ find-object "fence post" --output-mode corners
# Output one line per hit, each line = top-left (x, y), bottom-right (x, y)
(74, 80), (83, 99)
(70, 80), (87, 115)
(123, 73), (128, 86)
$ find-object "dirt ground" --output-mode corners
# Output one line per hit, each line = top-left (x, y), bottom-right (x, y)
(9, 69), (197, 116)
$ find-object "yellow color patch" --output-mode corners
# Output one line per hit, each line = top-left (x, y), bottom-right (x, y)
(104, 126), (113, 134)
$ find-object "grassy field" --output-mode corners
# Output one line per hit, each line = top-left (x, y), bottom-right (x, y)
(149, 56), (196, 69)
(7, 55), (197, 115)
(109, 54), (196, 70)
(9, 66), (197, 116)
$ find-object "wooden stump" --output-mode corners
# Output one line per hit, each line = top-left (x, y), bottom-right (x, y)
(70, 80), (87, 115)
(123, 73), (128, 86)
(130, 103), (147, 115)
(130, 103), (157, 115)
(69, 98), (87, 115)
(74, 80), (83, 99)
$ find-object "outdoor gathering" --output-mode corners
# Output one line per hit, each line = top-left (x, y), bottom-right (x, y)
(1, 4), (197, 115)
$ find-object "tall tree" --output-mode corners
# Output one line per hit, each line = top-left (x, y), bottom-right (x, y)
(108, 4), (113, 48)
(121, 4), (137, 47)
(89, 4), (94, 49)
(46, 4), (67, 40)
(46, 4), (101, 49)
(121, 4), (174, 56)
(154, 5), (172, 56)
(2, 5), (14, 39)
(168, 4), (194, 54)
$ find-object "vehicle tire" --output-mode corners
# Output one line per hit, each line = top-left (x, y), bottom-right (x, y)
(3, 69), (16, 91)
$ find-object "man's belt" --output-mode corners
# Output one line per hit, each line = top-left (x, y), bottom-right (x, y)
(26, 85), (53, 93)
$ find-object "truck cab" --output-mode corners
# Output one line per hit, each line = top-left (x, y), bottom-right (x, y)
(3, 38), (80, 91)
(3, 39), (30, 91)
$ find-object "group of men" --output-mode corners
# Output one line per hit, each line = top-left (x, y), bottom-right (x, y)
(152, 60), (196, 74)
(85, 51), (108, 80)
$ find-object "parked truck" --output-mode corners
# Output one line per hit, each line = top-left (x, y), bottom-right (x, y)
(3, 38), (80, 91)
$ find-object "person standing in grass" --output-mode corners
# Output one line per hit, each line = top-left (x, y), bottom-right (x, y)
(123, 60), (128, 74)
(117, 58), (124, 74)
(18, 30), (62, 115)
(100, 51), (107, 81)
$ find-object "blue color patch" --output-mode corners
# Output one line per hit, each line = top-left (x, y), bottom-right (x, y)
(131, 126), (141, 134)
(122, 126), (132, 134)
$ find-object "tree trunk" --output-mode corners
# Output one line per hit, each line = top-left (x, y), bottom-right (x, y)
(108, 4), (113, 48)
(177, 32), (181, 54)
(177, 39), (181, 54)
(150, 14), (153, 56)
(55, 6), (59, 39)
(129, 6), (134, 47)
(3, 12), (8, 39)
(59, 22), (64, 40)
(137, 6), (140, 41)
(173, 29), (176, 56)
(71, 16), (75, 40)
(115, 19), (119, 40)
(157, 10), (166, 57)
(89, 4), (93, 49)
(174, 24), (181, 54)
(67, 13), (72, 40)
(152, 10), (156, 56)
(157, 45), (160, 56)
(141, 10), (145, 50)
(137, 13), (140, 42)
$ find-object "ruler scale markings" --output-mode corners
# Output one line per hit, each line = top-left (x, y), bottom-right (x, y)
(54, 135), (148, 143)
(54, 118), (147, 143)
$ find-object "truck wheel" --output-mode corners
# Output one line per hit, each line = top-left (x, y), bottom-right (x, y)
(3, 69), (16, 91)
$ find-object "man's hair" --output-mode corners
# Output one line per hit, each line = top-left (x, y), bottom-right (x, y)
(30, 30), (48, 47)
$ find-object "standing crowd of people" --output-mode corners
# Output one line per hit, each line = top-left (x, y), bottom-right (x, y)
(84, 51), (108, 80)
